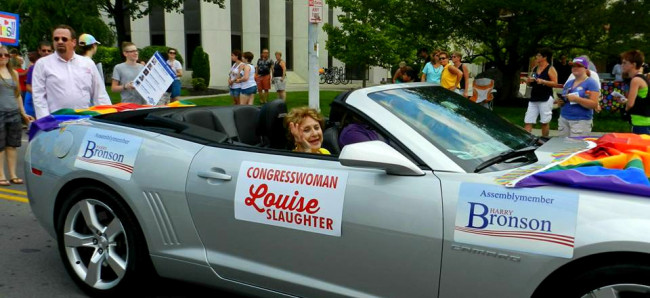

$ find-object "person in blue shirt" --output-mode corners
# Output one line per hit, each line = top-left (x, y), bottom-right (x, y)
(557, 57), (601, 137)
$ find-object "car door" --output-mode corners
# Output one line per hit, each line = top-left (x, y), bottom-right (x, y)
(185, 146), (444, 297)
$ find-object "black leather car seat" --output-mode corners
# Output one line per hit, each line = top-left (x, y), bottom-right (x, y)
(233, 106), (261, 145)
(177, 109), (226, 134)
(257, 99), (290, 149)
(322, 126), (341, 155)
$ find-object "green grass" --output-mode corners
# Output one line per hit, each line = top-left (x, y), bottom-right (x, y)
(106, 86), (190, 104)
(187, 91), (342, 117)
(493, 106), (631, 133)
(105, 85), (630, 133)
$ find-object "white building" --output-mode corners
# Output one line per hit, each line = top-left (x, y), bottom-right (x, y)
(124, 0), (387, 88)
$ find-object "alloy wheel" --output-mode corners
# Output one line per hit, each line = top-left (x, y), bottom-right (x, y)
(62, 198), (128, 290)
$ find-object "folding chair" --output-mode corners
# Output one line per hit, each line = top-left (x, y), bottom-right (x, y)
(470, 78), (495, 110)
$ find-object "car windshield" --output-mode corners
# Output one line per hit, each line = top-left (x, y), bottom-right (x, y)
(367, 86), (537, 172)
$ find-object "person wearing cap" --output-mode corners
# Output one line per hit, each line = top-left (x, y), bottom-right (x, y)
(619, 50), (649, 134)
(32, 25), (111, 119)
(77, 33), (104, 83)
(556, 56), (600, 137)
(523, 48), (558, 137)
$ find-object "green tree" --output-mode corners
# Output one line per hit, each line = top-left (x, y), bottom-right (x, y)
(191, 46), (210, 86)
(323, 0), (423, 87)
(95, 0), (225, 47)
(6, 0), (115, 50)
(414, 0), (650, 103)
(326, 0), (650, 102)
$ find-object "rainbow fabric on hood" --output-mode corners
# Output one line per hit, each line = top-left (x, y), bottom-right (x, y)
(514, 133), (650, 197)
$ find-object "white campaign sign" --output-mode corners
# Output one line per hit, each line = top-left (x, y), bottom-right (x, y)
(234, 161), (349, 236)
(134, 52), (176, 105)
(455, 183), (579, 258)
(74, 128), (143, 180)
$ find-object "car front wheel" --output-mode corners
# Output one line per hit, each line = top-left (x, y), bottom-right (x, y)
(57, 186), (151, 296)
(535, 263), (650, 298)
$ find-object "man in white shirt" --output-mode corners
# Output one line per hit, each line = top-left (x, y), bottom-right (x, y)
(32, 25), (111, 119)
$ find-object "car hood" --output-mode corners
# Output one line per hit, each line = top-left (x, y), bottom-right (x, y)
(532, 136), (595, 165)
(482, 136), (594, 182)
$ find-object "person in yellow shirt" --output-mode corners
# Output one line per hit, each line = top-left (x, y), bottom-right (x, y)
(439, 52), (463, 91)
(286, 107), (330, 155)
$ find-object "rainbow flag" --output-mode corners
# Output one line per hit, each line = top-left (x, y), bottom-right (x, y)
(514, 133), (650, 197)
(28, 101), (196, 140)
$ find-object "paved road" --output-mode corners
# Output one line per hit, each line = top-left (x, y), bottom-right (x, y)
(0, 135), (236, 298)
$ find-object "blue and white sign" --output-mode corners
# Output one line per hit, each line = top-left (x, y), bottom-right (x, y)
(74, 128), (143, 180)
(0, 11), (20, 46)
(455, 183), (579, 258)
(133, 51), (176, 105)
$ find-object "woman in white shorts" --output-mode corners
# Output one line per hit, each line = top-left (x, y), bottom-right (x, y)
(523, 48), (558, 137)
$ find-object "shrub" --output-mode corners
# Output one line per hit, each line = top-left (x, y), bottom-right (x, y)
(191, 46), (210, 86)
(191, 78), (207, 91)
(139, 46), (184, 66)
(93, 46), (122, 79)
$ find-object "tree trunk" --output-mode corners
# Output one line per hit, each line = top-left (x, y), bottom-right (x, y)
(362, 65), (367, 88)
(499, 67), (524, 106)
(112, 0), (128, 47)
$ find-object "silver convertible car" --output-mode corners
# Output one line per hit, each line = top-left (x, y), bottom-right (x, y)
(26, 84), (650, 297)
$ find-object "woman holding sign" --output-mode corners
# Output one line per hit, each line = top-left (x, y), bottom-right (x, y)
(286, 107), (330, 155)
(112, 42), (146, 105)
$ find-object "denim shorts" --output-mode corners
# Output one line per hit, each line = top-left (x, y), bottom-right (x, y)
(230, 88), (241, 97)
(169, 80), (181, 98)
(240, 85), (257, 95)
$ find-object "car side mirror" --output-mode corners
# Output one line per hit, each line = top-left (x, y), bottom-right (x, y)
(339, 141), (425, 176)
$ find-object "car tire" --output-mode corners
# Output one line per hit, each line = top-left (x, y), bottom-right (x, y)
(534, 263), (650, 297)
(56, 185), (153, 297)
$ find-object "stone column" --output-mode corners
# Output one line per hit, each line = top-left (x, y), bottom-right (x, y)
(292, 0), (308, 81)
(242, 0), (261, 55)
(201, 0), (231, 87)
(269, 1), (286, 58)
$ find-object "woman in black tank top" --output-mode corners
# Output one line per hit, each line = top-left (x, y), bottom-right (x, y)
(523, 48), (558, 137)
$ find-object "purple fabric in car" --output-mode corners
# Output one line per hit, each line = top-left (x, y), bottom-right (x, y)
(338, 123), (380, 147)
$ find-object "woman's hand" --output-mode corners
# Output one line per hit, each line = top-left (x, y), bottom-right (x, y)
(22, 114), (35, 123)
(289, 122), (310, 152)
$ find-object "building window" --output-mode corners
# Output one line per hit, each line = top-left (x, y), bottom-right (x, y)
(231, 35), (242, 52)
(285, 39), (293, 71)
(149, 2), (165, 45)
(285, 0), (293, 70)
(184, 0), (201, 69)
(260, 37), (269, 52)
(260, 0), (270, 36)
(231, 0), (242, 54)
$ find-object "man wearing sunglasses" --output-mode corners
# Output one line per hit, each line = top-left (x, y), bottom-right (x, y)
(31, 25), (110, 119)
